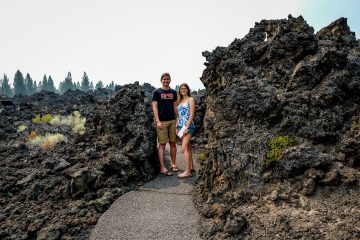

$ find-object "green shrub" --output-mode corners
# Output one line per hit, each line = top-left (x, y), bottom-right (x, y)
(262, 136), (295, 169)
(32, 115), (42, 124)
(41, 114), (53, 124)
(33, 111), (86, 134)
(197, 152), (206, 162)
(17, 124), (27, 133)
(32, 114), (53, 124)
(268, 136), (294, 150)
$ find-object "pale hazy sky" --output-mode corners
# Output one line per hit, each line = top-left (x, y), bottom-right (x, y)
(0, 0), (359, 90)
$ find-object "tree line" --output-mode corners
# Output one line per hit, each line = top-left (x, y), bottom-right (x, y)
(0, 70), (116, 97)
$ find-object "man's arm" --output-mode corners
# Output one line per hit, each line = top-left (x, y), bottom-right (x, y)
(173, 101), (178, 119)
(174, 100), (179, 133)
(173, 90), (178, 119)
(152, 101), (162, 129)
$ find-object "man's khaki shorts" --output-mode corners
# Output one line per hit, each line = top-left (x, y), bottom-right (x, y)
(157, 120), (177, 144)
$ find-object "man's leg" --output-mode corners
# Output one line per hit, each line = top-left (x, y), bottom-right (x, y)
(169, 142), (177, 168)
(158, 143), (167, 172)
(157, 121), (170, 173)
(168, 120), (177, 168)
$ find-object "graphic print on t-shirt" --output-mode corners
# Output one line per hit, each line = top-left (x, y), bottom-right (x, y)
(161, 93), (174, 100)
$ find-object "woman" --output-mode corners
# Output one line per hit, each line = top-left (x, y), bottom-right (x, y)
(176, 83), (195, 178)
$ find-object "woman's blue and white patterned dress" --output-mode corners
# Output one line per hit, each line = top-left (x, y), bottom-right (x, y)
(177, 101), (195, 129)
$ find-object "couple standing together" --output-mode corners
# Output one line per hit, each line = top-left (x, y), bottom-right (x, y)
(152, 72), (195, 178)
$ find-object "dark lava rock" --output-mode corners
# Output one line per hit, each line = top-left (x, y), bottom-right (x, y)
(192, 89), (207, 147)
(0, 82), (158, 239)
(194, 15), (360, 239)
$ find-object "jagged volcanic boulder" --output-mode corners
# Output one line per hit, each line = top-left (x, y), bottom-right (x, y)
(194, 16), (360, 239)
(0, 83), (158, 239)
(192, 89), (207, 147)
(142, 82), (156, 101)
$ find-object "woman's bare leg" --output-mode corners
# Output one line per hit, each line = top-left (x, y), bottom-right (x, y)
(189, 143), (194, 171)
(179, 134), (191, 177)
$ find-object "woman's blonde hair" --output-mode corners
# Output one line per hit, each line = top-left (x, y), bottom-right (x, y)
(178, 83), (191, 102)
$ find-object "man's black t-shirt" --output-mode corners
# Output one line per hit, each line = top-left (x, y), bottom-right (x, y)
(152, 88), (177, 121)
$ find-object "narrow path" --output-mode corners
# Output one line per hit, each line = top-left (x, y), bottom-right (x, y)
(90, 145), (201, 240)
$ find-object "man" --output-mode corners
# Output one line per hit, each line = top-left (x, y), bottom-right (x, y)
(152, 73), (178, 176)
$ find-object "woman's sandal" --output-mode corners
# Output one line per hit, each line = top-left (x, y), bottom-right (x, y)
(177, 172), (192, 178)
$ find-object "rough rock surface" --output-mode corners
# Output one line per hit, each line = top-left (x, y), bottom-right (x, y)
(192, 89), (207, 147)
(194, 16), (360, 239)
(0, 83), (158, 239)
(142, 82), (156, 101)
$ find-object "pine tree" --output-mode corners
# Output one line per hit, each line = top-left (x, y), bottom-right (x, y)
(76, 81), (81, 89)
(33, 81), (39, 93)
(59, 83), (64, 94)
(47, 75), (55, 92)
(13, 70), (27, 96)
(106, 81), (115, 90)
(89, 81), (94, 91)
(1, 74), (13, 97)
(59, 72), (74, 94)
(81, 72), (90, 91)
(25, 73), (35, 95)
(95, 80), (104, 90)
(40, 75), (48, 91)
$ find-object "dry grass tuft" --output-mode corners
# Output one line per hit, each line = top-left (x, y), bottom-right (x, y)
(50, 115), (61, 125)
(27, 130), (38, 140)
(30, 133), (66, 151)
(17, 124), (27, 133)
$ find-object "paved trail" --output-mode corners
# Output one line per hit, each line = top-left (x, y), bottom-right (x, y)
(90, 145), (201, 240)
